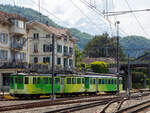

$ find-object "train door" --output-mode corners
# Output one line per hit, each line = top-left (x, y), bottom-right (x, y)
(61, 77), (64, 93)
(85, 77), (90, 90)
(17, 76), (24, 89)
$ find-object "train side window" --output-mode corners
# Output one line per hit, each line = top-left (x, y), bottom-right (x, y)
(37, 77), (40, 84)
(77, 78), (81, 84)
(25, 77), (29, 84)
(112, 79), (113, 84)
(67, 78), (71, 84)
(82, 78), (85, 84)
(15, 77), (17, 83)
(99, 79), (101, 84)
(49, 78), (52, 84)
(90, 78), (92, 84)
(102, 79), (104, 84)
(105, 79), (107, 84)
(43, 78), (48, 84)
(72, 78), (76, 84)
(108, 79), (111, 84)
(93, 79), (95, 84)
(55, 78), (60, 84)
(33, 78), (36, 84)
(18, 77), (23, 84)
(10, 77), (13, 84)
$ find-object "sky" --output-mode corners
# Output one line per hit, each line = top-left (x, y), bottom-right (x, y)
(1, 0), (150, 38)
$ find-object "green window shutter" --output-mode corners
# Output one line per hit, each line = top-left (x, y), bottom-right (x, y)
(43, 45), (46, 52)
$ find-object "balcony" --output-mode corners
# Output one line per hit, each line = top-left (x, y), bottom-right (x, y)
(64, 52), (73, 57)
(10, 43), (22, 50)
(10, 26), (26, 35)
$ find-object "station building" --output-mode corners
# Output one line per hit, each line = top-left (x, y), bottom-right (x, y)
(0, 11), (28, 91)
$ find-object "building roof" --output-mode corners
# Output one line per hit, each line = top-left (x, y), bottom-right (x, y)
(28, 21), (77, 42)
(0, 11), (27, 24)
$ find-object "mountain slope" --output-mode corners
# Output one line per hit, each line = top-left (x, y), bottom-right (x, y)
(0, 4), (92, 50)
(120, 36), (150, 57)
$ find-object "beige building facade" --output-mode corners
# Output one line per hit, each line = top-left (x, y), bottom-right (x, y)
(0, 11), (28, 91)
(28, 22), (76, 71)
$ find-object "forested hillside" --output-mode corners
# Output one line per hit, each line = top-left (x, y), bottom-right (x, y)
(0, 4), (92, 50)
(120, 36), (150, 57)
(0, 4), (150, 56)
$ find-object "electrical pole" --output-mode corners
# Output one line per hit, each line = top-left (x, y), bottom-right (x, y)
(52, 34), (55, 100)
(127, 54), (130, 97)
(116, 21), (120, 95)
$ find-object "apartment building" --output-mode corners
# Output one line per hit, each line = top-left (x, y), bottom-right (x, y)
(28, 21), (76, 71)
(0, 11), (28, 91)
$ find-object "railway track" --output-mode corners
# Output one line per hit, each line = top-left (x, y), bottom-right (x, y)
(0, 91), (149, 112)
(44, 99), (121, 113)
(115, 99), (150, 113)
(0, 96), (119, 112)
(44, 92), (150, 113)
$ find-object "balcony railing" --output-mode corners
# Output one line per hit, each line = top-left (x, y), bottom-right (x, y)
(10, 43), (22, 50)
(64, 52), (73, 57)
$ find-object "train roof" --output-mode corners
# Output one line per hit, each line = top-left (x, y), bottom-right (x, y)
(11, 73), (121, 79)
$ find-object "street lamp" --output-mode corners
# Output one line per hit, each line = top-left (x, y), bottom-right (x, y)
(116, 21), (120, 95)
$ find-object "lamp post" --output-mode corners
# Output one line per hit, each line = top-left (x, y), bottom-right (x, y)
(116, 21), (120, 95)
(51, 34), (55, 100)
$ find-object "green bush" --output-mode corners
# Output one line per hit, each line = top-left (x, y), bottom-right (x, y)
(80, 63), (86, 68)
(90, 61), (108, 73)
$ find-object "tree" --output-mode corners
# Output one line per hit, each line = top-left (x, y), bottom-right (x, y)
(75, 45), (83, 66)
(83, 33), (125, 60)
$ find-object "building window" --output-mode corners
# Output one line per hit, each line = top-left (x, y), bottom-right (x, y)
(69, 59), (73, 67)
(34, 57), (38, 63)
(63, 46), (68, 53)
(33, 33), (39, 40)
(43, 44), (52, 52)
(64, 58), (68, 67)
(43, 57), (50, 63)
(64, 36), (67, 42)
(0, 33), (8, 43)
(18, 20), (24, 28)
(57, 45), (62, 53)
(46, 34), (50, 38)
(34, 44), (38, 53)
(57, 57), (61, 65)
(69, 47), (73, 54)
(0, 50), (8, 61)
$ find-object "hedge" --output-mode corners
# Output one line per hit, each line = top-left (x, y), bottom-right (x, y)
(90, 61), (108, 73)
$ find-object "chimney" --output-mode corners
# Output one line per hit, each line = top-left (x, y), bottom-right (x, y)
(46, 21), (49, 26)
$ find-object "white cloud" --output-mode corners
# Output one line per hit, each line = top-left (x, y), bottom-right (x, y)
(1, 0), (150, 38)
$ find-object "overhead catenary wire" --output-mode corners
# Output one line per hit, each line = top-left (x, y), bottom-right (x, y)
(80, 0), (129, 36)
(124, 0), (149, 37)
(30, 0), (71, 27)
(70, 0), (103, 32)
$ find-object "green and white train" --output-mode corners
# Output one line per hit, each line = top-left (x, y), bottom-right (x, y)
(9, 73), (123, 98)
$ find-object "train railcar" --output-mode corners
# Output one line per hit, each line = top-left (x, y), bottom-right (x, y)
(9, 73), (122, 98)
